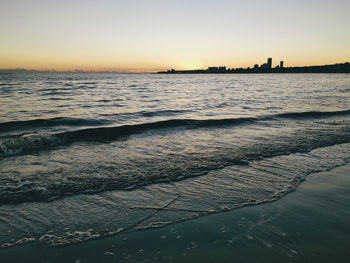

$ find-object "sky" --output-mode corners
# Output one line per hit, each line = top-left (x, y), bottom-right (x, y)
(1, 0), (349, 72)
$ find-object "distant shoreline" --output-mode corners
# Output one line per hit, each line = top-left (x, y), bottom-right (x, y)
(0, 62), (349, 74)
(158, 62), (350, 74)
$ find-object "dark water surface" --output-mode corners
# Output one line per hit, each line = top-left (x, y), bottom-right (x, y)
(0, 73), (349, 249)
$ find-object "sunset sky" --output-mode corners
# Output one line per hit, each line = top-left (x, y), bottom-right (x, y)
(1, 0), (349, 72)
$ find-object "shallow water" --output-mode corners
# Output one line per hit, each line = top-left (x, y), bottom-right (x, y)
(0, 72), (349, 248)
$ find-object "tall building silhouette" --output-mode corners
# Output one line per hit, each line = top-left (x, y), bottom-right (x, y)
(280, 61), (284, 68)
(267, 58), (272, 69)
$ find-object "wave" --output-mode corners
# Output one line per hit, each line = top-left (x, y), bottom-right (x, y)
(62, 117), (257, 142)
(0, 117), (110, 134)
(0, 143), (349, 249)
(99, 109), (191, 118)
(0, 118), (254, 157)
(275, 109), (350, 119)
(2, 109), (348, 134)
(0, 134), (64, 156)
(140, 109), (191, 117)
(0, 110), (190, 134)
(1, 109), (350, 157)
(0, 138), (349, 206)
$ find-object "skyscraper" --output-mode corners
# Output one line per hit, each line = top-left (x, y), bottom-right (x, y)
(267, 58), (272, 69)
(280, 61), (284, 68)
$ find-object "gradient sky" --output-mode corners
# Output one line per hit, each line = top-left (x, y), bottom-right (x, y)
(1, 0), (349, 72)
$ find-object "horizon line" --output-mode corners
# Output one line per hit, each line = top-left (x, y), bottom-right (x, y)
(0, 61), (349, 73)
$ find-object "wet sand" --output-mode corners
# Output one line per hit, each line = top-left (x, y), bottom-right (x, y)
(1, 164), (350, 263)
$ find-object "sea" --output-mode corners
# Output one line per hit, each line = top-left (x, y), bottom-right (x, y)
(0, 72), (349, 249)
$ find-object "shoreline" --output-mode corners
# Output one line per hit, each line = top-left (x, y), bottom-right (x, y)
(157, 62), (350, 74)
(0, 163), (349, 262)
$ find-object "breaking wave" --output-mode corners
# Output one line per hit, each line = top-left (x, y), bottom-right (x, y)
(0, 127), (349, 204)
(1, 109), (350, 157)
(0, 117), (110, 134)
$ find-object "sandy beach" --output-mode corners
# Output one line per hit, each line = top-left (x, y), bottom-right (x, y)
(0, 163), (349, 263)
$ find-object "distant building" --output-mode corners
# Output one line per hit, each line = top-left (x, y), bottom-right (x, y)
(207, 66), (226, 72)
(158, 60), (350, 74)
(267, 58), (272, 69)
(260, 63), (267, 69)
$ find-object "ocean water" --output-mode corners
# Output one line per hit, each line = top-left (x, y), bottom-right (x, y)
(0, 72), (349, 248)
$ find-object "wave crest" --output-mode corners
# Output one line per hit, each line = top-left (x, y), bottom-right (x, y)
(1, 109), (350, 157)
(0, 134), (64, 156)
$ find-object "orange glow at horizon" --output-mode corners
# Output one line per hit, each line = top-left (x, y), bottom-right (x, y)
(1, 48), (349, 73)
